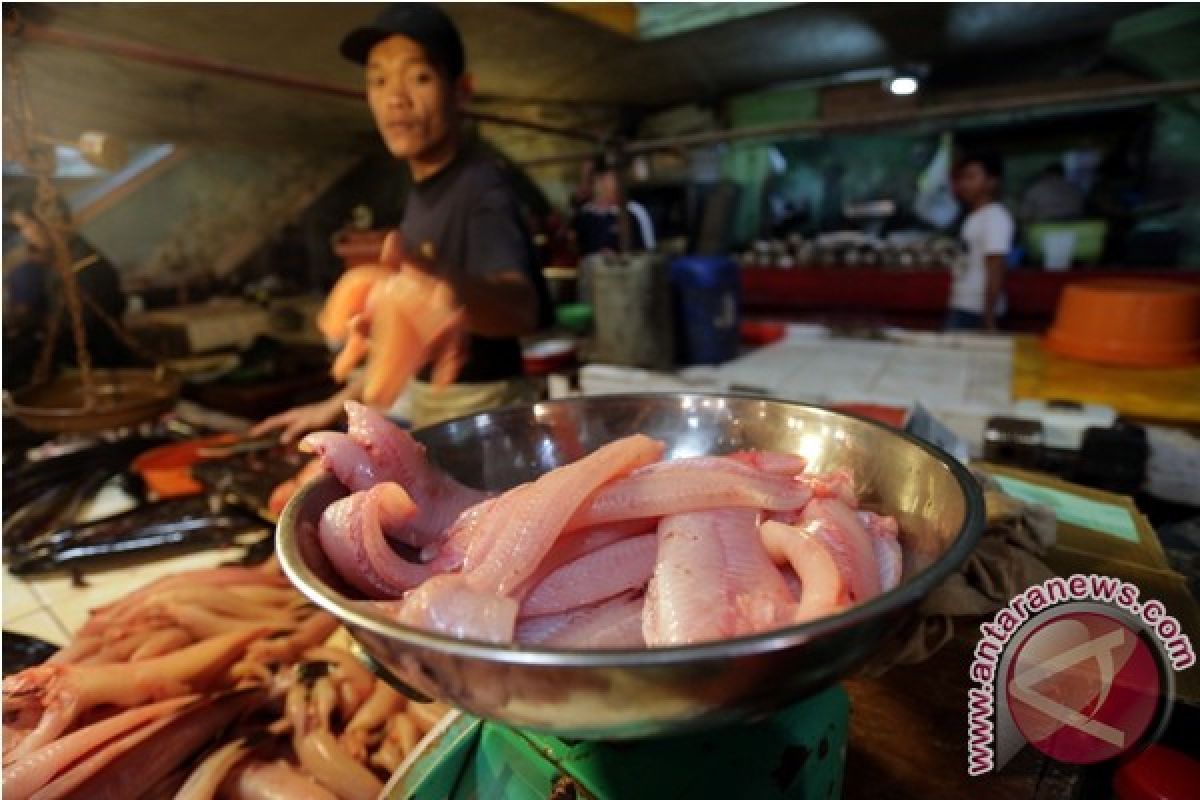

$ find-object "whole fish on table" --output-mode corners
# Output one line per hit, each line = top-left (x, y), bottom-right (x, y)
(2, 468), (128, 555)
(3, 631), (60, 676)
(3, 437), (162, 520)
(6, 496), (269, 576)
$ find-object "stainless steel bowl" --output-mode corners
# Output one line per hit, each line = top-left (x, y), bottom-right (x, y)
(277, 394), (984, 739)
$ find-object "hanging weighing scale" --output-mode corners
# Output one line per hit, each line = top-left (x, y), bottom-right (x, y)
(4, 42), (180, 434)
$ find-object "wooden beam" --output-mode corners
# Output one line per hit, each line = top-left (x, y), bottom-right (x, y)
(72, 145), (189, 226)
(550, 3), (639, 38)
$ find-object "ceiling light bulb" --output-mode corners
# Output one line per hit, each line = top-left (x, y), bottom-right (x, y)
(888, 75), (919, 96)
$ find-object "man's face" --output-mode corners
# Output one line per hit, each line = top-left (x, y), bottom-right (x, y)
(593, 171), (618, 206)
(953, 163), (995, 208)
(365, 35), (459, 160)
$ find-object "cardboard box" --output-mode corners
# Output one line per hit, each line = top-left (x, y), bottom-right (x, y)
(979, 463), (1171, 573)
(979, 463), (1200, 702)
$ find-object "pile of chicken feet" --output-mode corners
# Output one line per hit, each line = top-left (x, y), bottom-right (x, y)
(3, 558), (447, 800)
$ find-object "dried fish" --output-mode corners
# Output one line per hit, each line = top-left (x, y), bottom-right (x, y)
(6, 496), (269, 575)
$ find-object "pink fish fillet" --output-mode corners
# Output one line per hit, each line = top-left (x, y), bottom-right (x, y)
(464, 435), (665, 596)
(346, 402), (487, 546)
(318, 484), (432, 599)
(800, 498), (881, 603)
(374, 574), (518, 644)
(461, 484), (532, 574)
(300, 432), (381, 492)
(512, 519), (656, 602)
(858, 510), (903, 591)
(725, 450), (808, 475)
(517, 592), (646, 649)
(760, 519), (850, 624)
(798, 467), (858, 508)
(520, 534), (658, 618)
(424, 495), (503, 573)
(643, 509), (792, 646)
(567, 457), (813, 531)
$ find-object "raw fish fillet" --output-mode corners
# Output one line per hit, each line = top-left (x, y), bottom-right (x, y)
(567, 457), (812, 531)
(375, 574), (518, 644)
(800, 498), (881, 602)
(517, 592), (645, 649)
(760, 519), (849, 623)
(725, 450), (808, 475)
(300, 432), (381, 492)
(346, 403), (487, 546)
(520, 534), (657, 617)
(461, 485), (532, 573)
(644, 509), (792, 646)
(464, 435), (665, 596)
(512, 519), (655, 602)
(318, 484), (431, 598)
(424, 495), (503, 572)
(798, 467), (858, 507)
(858, 510), (903, 591)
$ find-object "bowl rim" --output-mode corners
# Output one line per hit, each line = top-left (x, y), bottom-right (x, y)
(277, 392), (985, 668)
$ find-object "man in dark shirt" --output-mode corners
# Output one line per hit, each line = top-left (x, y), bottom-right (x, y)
(256, 3), (549, 437)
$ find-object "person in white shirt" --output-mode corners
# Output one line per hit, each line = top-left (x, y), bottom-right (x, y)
(947, 152), (1014, 331)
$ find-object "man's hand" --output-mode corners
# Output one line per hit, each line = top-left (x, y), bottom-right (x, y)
(250, 393), (347, 445)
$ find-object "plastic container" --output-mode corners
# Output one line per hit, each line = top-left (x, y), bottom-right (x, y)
(555, 303), (593, 334)
(1027, 220), (1107, 265)
(1045, 280), (1200, 367)
(670, 256), (741, 365)
(1041, 230), (1076, 270)
(588, 253), (675, 370)
(521, 337), (577, 376)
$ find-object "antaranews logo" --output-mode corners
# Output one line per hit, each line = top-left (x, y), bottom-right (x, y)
(967, 574), (1195, 775)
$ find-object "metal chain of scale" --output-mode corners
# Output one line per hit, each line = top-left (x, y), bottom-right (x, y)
(5, 46), (96, 403)
(6, 31), (172, 391)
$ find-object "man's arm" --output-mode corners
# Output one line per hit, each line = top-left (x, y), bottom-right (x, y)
(459, 183), (544, 338)
(454, 270), (539, 337)
(250, 372), (364, 444)
(982, 254), (1006, 331)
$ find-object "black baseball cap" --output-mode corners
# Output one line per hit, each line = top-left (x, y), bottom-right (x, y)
(339, 3), (465, 78)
